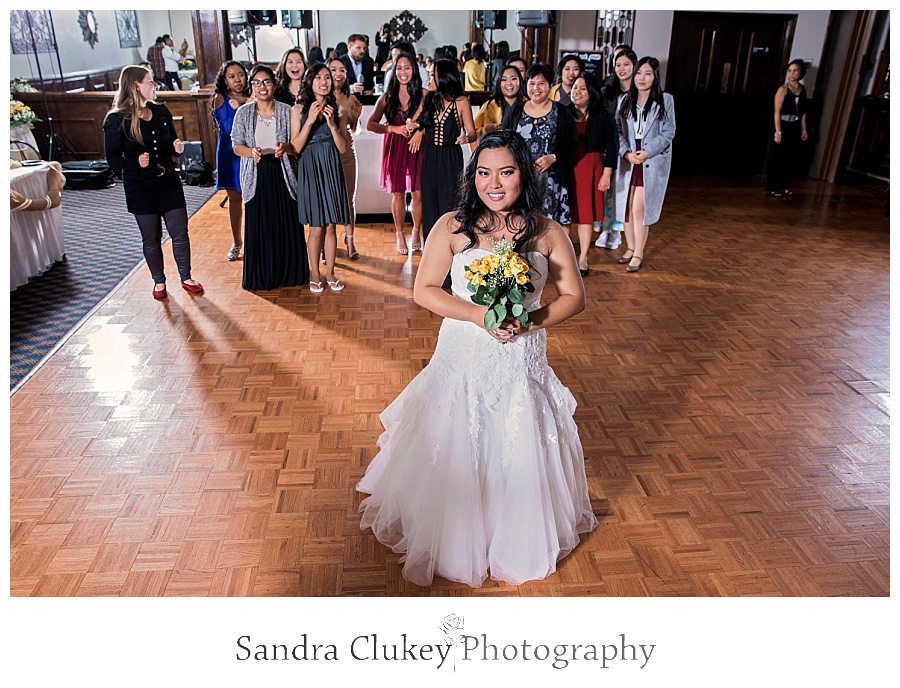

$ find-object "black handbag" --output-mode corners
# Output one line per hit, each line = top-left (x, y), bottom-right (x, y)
(178, 141), (214, 186)
(183, 160), (214, 186)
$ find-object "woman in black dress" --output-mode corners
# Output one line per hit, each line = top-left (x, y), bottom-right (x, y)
(274, 48), (307, 106)
(550, 53), (584, 106)
(231, 65), (309, 291)
(596, 47), (636, 250)
(375, 23), (392, 69)
(766, 59), (809, 197)
(103, 65), (203, 300)
(412, 59), (476, 245)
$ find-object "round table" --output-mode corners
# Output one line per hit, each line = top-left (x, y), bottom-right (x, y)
(10, 162), (66, 290)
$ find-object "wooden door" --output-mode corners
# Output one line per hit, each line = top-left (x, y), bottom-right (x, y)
(666, 11), (796, 175)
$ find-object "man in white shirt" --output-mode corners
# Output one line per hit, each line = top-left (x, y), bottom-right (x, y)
(161, 34), (181, 91)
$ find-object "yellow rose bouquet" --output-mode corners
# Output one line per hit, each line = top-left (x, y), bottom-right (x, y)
(10, 100), (40, 128)
(464, 238), (534, 332)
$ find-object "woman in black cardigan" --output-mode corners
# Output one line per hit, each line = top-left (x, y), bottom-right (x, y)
(567, 73), (618, 275)
(501, 62), (578, 225)
(103, 65), (203, 300)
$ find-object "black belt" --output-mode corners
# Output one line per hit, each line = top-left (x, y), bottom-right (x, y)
(151, 162), (177, 177)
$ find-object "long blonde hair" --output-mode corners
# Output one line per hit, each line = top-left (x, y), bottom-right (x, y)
(106, 65), (152, 146)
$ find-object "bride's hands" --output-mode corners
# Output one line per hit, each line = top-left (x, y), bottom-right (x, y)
(487, 315), (528, 342)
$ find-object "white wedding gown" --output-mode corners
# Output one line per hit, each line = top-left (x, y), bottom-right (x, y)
(357, 248), (598, 587)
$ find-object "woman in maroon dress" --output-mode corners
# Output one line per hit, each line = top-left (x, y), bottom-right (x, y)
(566, 73), (618, 275)
(366, 52), (424, 254)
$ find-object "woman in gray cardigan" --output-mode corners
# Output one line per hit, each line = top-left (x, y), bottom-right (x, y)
(615, 56), (675, 273)
(231, 65), (309, 291)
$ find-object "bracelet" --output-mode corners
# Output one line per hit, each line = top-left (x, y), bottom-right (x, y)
(774, 131), (782, 136)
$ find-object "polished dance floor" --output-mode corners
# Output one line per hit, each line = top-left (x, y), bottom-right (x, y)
(8, 176), (889, 597)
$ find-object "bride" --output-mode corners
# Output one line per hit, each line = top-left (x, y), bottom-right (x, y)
(357, 130), (598, 587)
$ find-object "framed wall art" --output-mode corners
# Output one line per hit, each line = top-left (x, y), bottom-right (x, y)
(10, 10), (56, 54)
(115, 10), (141, 49)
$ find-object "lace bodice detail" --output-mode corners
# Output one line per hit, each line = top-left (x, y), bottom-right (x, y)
(450, 248), (547, 310)
(412, 248), (567, 474)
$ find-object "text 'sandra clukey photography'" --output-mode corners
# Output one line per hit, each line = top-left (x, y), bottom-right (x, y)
(235, 614), (656, 671)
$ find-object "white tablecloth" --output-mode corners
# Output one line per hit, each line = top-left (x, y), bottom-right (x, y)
(10, 163), (66, 290)
(177, 68), (198, 90)
(354, 104), (476, 214)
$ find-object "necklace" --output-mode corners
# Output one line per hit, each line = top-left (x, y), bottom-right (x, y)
(477, 216), (520, 244)
(257, 112), (275, 126)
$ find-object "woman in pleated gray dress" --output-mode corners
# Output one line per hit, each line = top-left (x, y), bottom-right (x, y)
(290, 63), (351, 292)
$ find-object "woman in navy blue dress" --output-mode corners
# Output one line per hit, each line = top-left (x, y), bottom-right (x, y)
(211, 60), (250, 261)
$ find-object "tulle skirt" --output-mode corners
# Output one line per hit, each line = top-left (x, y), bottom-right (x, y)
(357, 318), (597, 587)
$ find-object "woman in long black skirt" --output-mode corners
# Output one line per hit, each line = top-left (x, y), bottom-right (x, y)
(231, 65), (309, 291)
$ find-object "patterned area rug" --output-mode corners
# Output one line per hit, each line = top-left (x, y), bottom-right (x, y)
(9, 182), (216, 390)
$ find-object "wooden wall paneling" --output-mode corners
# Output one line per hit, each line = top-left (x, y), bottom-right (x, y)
(519, 24), (559, 68)
(821, 10), (878, 183)
(192, 9), (231, 88)
(194, 95), (218, 169)
(48, 118), (105, 159)
(17, 90), (216, 166)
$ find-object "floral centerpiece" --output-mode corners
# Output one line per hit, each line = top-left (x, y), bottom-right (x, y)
(10, 77), (38, 93)
(177, 58), (196, 70)
(10, 100), (40, 128)
(464, 238), (534, 332)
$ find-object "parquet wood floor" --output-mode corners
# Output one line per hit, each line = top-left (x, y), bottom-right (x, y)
(9, 176), (889, 596)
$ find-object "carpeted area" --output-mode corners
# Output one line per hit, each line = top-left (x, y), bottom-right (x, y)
(9, 182), (216, 390)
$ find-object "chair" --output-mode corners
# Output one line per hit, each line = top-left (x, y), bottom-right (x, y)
(11, 139), (41, 162)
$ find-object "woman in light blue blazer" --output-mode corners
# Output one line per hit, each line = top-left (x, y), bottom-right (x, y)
(615, 56), (675, 273)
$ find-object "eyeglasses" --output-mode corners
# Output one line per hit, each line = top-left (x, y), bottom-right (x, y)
(250, 79), (274, 87)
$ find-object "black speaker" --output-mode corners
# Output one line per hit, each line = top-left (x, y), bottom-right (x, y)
(476, 10), (507, 30)
(281, 10), (313, 30)
(246, 10), (277, 26)
(515, 10), (556, 28)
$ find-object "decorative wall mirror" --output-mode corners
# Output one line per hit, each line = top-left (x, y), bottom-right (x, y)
(77, 10), (99, 49)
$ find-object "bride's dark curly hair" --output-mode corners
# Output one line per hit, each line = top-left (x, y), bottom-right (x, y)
(453, 130), (545, 251)
(298, 63), (339, 125)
